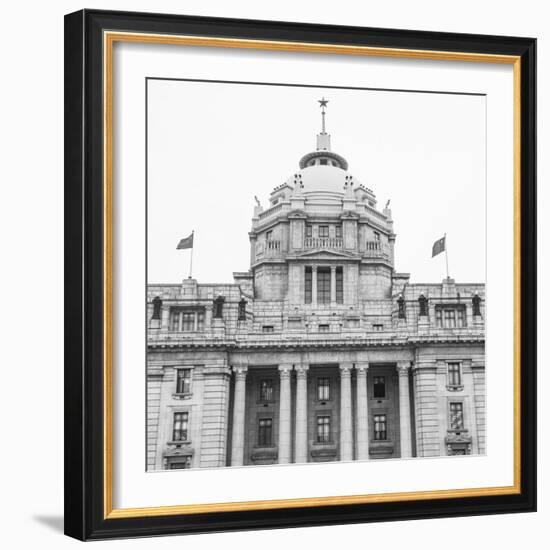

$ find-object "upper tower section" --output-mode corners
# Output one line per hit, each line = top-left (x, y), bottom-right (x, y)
(250, 99), (396, 285)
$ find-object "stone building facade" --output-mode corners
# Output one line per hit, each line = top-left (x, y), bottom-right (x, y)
(146, 107), (485, 471)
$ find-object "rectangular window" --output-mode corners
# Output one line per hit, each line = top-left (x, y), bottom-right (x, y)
(169, 460), (190, 470)
(169, 309), (205, 332)
(306, 225), (312, 238)
(335, 225), (342, 238)
(182, 311), (194, 331)
(266, 230), (273, 241)
(305, 267), (312, 304)
(436, 306), (467, 329)
(172, 412), (189, 442)
(176, 369), (191, 394)
(262, 325), (274, 333)
(449, 402), (464, 430)
(373, 231), (380, 241)
(317, 377), (331, 401)
(336, 267), (343, 304)
(317, 267), (331, 304)
(319, 159), (328, 166)
(259, 379), (273, 402)
(374, 414), (387, 440)
(373, 324), (384, 331)
(373, 376), (386, 398)
(444, 309), (456, 328)
(196, 310), (205, 331)
(317, 415), (331, 443)
(318, 324), (330, 333)
(258, 418), (273, 446)
(170, 310), (180, 331)
(319, 225), (329, 238)
(447, 363), (462, 386)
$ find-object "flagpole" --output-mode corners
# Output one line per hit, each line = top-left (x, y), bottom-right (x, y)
(189, 230), (194, 279)
(444, 232), (449, 279)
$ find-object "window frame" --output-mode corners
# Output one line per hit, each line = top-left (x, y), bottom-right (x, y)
(172, 411), (189, 442)
(447, 362), (463, 389)
(257, 417), (273, 447)
(317, 267), (331, 304)
(318, 225), (329, 238)
(175, 367), (192, 395)
(316, 414), (331, 444)
(373, 376), (386, 399)
(259, 379), (274, 403)
(316, 376), (331, 401)
(449, 402), (465, 430)
(373, 413), (387, 441)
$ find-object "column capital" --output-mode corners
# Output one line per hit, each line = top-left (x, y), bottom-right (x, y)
(233, 365), (248, 380)
(278, 364), (293, 379)
(295, 364), (309, 378)
(330, 265), (336, 272)
(339, 363), (353, 377)
(355, 363), (369, 376)
(312, 265), (318, 272)
(397, 361), (411, 375)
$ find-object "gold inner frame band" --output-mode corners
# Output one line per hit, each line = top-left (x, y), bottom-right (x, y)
(103, 30), (522, 519)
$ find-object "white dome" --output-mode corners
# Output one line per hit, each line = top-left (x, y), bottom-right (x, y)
(285, 164), (362, 197)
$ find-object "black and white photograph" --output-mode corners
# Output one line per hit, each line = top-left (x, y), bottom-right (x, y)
(146, 79), (486, 471)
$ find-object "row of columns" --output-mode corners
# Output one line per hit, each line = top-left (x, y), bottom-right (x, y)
(230, 362), (412, 466)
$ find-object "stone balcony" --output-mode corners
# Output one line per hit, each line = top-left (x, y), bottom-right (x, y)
(304, 236), (343, 249)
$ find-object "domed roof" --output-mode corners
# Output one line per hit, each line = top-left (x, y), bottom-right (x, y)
(285, 165), (361, 196)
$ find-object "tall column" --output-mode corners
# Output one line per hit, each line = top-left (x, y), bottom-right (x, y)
(312, 266), (318, 306)
(397, 361), (413, 458)
(161, 306), (170, 330)
(278, 364), (293, 464)
(339, 363), (353, 461)
(294, 364), (309, 463)
(355, 363), (370, 460)
(230, 366), (247, 466)
(330, 266), (337, 305)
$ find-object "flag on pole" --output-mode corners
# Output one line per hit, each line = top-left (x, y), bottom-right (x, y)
(177, 232), (194, 250)
(432, 236), (446, 257)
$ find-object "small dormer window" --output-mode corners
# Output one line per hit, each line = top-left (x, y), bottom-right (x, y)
(320, 159), (328, 165)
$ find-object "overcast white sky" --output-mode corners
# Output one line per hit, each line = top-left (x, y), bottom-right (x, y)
(147, 79), (485, 285)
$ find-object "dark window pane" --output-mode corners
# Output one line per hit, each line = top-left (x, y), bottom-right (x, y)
(450, 403), (464, 429)
(373, 376), (386, 398)
(176, 369), (191, 394)
(317, 416), (330, 443)
(317, 268), (331, 304)
(305, 267), (312, 304)
(173, 412), (189, 441)
(336, 267), (343, 304)
(260, 379), (273, 402)
(448, 363), (461, 386)
(317, 377), (330, 400)
(258, 418), (273, 446)
(319, 226), (329, 238)
(374, 414), (387, 440)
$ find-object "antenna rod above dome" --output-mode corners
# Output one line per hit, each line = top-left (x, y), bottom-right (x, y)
(316, 98), (331, 152)
(318, 97), (329, 133)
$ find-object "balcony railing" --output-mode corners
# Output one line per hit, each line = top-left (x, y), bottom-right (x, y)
(304, 237), (343, 249)
(257, 202), (283, 221)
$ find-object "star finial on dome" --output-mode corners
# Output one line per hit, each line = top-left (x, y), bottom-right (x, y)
(318, 97), (329, 133)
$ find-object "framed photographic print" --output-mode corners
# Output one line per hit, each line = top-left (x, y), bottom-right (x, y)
(64, 9), (536, 541)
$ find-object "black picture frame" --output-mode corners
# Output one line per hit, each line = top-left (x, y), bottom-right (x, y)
(64, 9), (536, 541)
